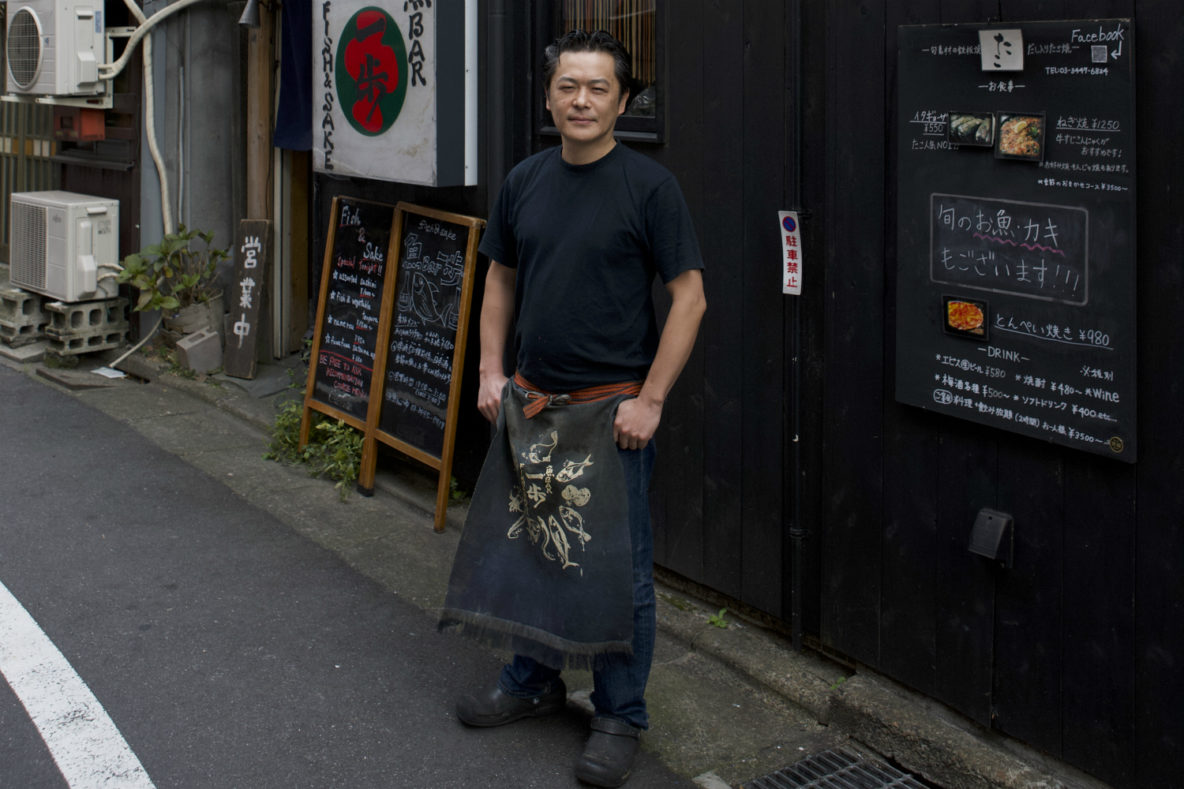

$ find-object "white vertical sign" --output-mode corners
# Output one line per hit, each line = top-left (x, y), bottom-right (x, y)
(978, 29), (1024, 71)
(779, 211), (803, 295)
(314, 0), (437, 184)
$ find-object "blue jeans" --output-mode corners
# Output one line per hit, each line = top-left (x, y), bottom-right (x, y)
(499, 441), (657, 730)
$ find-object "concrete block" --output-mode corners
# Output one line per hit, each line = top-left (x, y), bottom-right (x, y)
(45, 328), (128, 355)
(0, 323), (43, 346)
(0, 287), (48, 346)
(175, 327), (222, 374)
(43, 297), (128, 356)
(45, 298), (128, 334)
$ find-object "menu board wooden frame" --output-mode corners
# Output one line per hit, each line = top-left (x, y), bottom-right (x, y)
(302, 197), (483, 531)
(358, 202), (484, 531)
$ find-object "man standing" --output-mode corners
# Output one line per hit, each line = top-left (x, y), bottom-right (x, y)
(440, 29), (705, 788)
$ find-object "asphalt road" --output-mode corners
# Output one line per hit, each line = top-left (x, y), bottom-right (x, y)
(0, 365), (692, 788)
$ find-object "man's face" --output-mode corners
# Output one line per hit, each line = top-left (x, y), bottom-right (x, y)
(545, 50), (629, 154)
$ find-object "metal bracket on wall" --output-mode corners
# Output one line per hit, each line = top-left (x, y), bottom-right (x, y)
(969, 507), (1014, 568)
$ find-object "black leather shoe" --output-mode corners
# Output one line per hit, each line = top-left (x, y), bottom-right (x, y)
(455, 679), (567, 727)
(574, 717), (641, 787)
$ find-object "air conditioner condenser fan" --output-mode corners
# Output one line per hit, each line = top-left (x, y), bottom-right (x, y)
(7, 7), (44, 90)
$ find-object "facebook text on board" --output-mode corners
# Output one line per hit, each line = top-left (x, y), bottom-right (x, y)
(1070, 24), (1125, 44)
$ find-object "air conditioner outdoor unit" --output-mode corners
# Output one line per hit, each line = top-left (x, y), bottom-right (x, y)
(9, 190), (119, 302)
(5, 0), (104, 96)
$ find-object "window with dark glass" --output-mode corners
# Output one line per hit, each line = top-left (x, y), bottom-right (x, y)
(536, 1), (663, 141)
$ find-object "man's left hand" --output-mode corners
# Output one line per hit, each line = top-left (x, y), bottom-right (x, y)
(614, 396), (662, 450)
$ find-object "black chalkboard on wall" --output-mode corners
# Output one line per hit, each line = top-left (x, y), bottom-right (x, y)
(301, 196), (395, 437)
(895, 20), (1136, 462)
(359, 202), (484, 531)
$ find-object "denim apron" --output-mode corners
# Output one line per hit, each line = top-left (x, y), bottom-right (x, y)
(439, 378), (637, 669)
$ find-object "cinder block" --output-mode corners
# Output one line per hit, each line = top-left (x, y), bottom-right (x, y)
(0, 287), (48, 346)
(0, 323), (44, 345)
(175, 327), (222, 374)
(45, 298), (128, 334)
(0, 287), (45, 322)
(45, 330), (127, 355)
(43, 297), (128, 355)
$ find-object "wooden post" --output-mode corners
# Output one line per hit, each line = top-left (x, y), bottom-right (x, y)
(245, 2), (274, 356)
(245, 5), (273, 222)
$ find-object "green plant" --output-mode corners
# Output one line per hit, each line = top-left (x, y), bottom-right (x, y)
(265, 401), (363, 500)
(170, 360), (198, 380)
(708, 608), (729, 629)
(117, 225), (229, 312)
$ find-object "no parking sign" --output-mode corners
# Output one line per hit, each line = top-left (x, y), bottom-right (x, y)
(779, 211), (803, 295)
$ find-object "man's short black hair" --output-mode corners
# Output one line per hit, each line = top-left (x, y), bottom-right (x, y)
(543, 29), (634, 98)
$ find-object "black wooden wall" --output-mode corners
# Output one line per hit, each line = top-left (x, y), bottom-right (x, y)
(817, 2), (1183, 786)
(645, 0), (810, 630)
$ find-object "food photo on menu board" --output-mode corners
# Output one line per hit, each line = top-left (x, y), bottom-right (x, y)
(942, 294), (989, 340)
(947, 111), (995, 146)
(995, 112), (1045, 161)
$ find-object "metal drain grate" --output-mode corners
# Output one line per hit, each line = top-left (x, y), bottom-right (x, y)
(746, 747), (934, 788)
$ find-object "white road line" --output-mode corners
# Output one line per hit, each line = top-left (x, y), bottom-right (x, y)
(0, 579), (155, 788)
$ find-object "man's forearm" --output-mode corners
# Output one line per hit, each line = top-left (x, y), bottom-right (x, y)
(639, 269), (707, 407)
(479, 261), (516, 378)
(477, 260), (517, 421)
(615, 269), (706, 448)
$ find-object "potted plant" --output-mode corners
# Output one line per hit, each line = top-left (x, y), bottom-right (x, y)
(117, 225), (229, 343)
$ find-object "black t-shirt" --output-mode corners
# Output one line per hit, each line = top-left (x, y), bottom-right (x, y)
(479, 144), (703, 392)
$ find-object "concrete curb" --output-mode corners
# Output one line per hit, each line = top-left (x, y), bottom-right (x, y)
(656, 590), (1108, 789)
(116, 351), (471, 533)
(827, 673), (1107, 789)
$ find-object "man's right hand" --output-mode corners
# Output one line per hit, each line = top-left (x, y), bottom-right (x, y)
(478, 372), (509, 422)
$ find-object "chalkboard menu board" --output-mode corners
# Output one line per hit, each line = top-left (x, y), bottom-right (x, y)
(303, 196), (395, 428)
(895, 20), (1136, 461)
(377, 210), (476, 457)
(303, 198), (483, 530)
(359, 202), (484, 531)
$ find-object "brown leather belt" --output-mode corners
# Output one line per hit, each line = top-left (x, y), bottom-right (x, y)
(514, 372), (642, 419)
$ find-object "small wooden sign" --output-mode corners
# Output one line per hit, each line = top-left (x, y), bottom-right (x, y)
(224, 219), (271, 379)
(359, 202), (484, 531)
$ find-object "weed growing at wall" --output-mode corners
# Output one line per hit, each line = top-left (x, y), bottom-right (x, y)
(265, 401), (362, 500)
